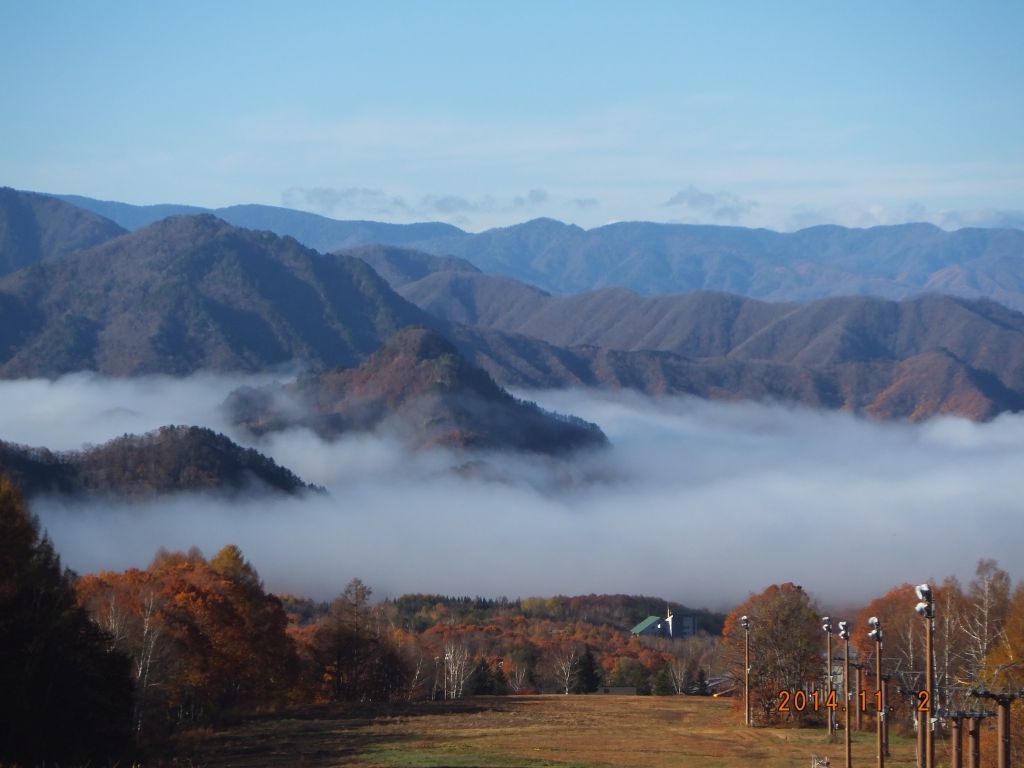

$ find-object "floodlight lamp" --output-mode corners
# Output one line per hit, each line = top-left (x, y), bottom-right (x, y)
(868, 616), (880, 628)
(822, 623), (832, 633)
(915, 602), (930, 617)
(868, 628), (882, 641)
(916, 583), (932, 601)
(822, 615), (830, 623)
(840, 630), (850, 640)
(838, 621), (849, 631)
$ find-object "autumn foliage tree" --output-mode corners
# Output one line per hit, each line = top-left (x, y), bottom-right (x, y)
(724, 583), (821, 725)
(76, 543), (297, 735)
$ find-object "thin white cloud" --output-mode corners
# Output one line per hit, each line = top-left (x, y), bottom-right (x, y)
(281, 186), (410, 217)
(665, 185), (757, 223)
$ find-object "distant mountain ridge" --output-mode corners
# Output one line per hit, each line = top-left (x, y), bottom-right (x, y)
(43, 191), (1024, 309)
(52, 193), (464, 253)
(4, 198), (1024, 422)
(0, 188), (126, 276)
(0, 425), (315, 499)
(409, 217), (1024, 308)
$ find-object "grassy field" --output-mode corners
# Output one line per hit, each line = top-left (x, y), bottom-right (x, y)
(166, 695), (921, 768)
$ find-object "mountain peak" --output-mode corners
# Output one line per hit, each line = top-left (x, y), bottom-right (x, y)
(228, 328), (607, 454)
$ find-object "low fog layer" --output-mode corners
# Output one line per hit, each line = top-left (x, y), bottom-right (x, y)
(3, 374), (1021, 611)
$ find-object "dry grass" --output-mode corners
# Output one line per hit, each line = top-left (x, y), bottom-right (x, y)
(163, 695), (921, 768)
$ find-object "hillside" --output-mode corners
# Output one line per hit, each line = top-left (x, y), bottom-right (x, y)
(383, 592), (724, 635)
(0, 425), (314, 498)
(0, 215), (431, 376)
(0, 188), (125, 276)
(401, 271), (1024, 372)
(226, 327), (607, 453)
(338, 244), (481, 287)
(400, 273), (1024, 420)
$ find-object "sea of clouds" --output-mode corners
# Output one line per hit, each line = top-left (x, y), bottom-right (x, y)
(2, 374), (1021, 612)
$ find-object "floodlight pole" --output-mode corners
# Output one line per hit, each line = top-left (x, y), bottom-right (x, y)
(868, 617), (884, 768)
(914, 585), (936, 768)
(823, 616), (835, 738)
(925, 616), (934, 768)
(853, 663), (863, 732)
(842, 624), (852, 768)
(881, 675), (890, 758)
(742, 615), (751, 727)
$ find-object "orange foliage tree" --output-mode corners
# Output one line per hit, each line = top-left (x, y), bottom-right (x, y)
(724, 583), (821, 725)
(77, 544), (297, 734)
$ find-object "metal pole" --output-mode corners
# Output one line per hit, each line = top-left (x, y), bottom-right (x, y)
(925, 617), (934, 768)
(917, 706), (926, 768)
(971, 690), (1020, 768)
(828, 629), (835, 737)
(845, 635), (852, 768)
(914, 586), (935, 768)
(882, 676), (890, 758)
(997, 699), (1009, 768)
(950, 714), (962, 768)
(823, 617), (834, 739)
(876, 651), (884, 768)
(743, 618), (751, 727)
(851, 663), (860, 733)
(745, 626), (753, 729)
(966, 716), (979, 768)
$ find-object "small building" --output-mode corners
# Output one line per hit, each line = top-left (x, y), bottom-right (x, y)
(630, 609), (696, 639)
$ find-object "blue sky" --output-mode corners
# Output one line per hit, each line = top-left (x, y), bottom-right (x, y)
(3, 1), (1022, 232)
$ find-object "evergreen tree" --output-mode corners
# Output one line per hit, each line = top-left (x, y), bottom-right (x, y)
(572, 647), (602, 693)
(490, 662), (510, 695)
(653, 666), (675, 696)
(0, 475), (134, 765)
(466, 658), (493, 695)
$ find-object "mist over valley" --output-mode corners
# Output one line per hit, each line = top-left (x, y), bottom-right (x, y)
(4, 373), (1020, 611)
